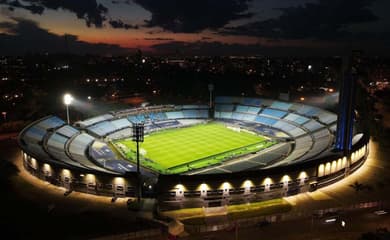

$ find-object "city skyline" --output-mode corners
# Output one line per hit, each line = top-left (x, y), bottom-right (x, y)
(1, 0), (390, 56)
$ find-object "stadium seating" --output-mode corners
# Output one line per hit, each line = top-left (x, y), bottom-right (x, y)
(19, 116), (66, 161)
(37, 116), (66, 129)
(107, 128), (132, 139)
(87, 121), (117, 137)
(66, 133), (113, 172)
(110, 118), (132, 130)
(182, 110), (198, 118)
(166, 111), (184, 119)
(19, 98), (338, 174)
(235, 105), (249, 113)
(46, 132), (85, 168)
(76, 114), (114, 128)
(261, 108), (288, 118)
(254, 116), (278, 126)
(317, 112), (337, 124)
(56, 125), (79, 138)
(87, 118), (133, 137)
(283, 113), (310, 125)
(303, 120), (324, 132)
(270, 101), (292, 111)
(214, 96), (337, 167)
(21, 126), (50, 158)
(215, 104), (235, 112)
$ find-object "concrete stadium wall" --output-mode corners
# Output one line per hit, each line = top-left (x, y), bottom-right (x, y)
(156, 135), (369, 210)
(21, 151), (137, 197)
(20, 135), (369, 210)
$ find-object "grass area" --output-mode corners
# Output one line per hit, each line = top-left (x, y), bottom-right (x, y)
(162, 198), (292, 225)
(114, 122), (276, 174)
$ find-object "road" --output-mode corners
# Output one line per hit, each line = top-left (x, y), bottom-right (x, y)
(183, 208), (390, 240)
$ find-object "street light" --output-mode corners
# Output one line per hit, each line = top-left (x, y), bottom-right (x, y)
(63, 93), (73, 124)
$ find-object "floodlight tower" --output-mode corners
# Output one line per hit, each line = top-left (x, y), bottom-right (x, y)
(208, 83), (214, 118)
(335, 55), (358, 177)
(63, 94), (73, 124)
(208, 83), (214, 108)
(132, 123), (144, 202)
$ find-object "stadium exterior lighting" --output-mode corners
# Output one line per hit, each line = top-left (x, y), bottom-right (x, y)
(132, 123), (144, 202)
(341, 220), (346, 227)
(63, 93), (73, 124)
(1, 111), (6, 121)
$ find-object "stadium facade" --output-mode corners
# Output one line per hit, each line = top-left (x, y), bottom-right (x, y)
(18, 96), (369, 209)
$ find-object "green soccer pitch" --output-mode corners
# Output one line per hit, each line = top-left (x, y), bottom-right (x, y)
(113, 122), (276, 174)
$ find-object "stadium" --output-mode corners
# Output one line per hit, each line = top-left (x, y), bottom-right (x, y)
(18, 96), (369, 210)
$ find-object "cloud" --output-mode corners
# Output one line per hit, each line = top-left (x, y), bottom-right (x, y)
(0, 18), (130, 55)
(222, 0), (379, 39)
(0, 0), (108, 27)
(134, 0), (253, 33)
(109, 19), (138, 29)
(111, 0), (132, 4)
(5, 0), (44, 14)
(144, 37), (174, 41)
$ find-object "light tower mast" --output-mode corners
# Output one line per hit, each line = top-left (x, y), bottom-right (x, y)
(132, 123), (144, 202)
(208, 83), (214, 118)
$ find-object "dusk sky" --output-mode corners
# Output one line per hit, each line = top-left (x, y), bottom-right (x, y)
(1, 0), (390, 55)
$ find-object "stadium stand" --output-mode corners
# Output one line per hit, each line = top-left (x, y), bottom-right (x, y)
(67, 133), (115, 173)
(19, 99), (338, 175)
(261, 108), (288, 118)
(87, 121), (117, 137)
(19, 116), (66, 162)
(303, 120), (324, 132)
(214, 96), (337, 167)
(110, 118), (132, 130)
(56, 125), (79, 138)
(18, 98), (369, 209)
(283, 113), (310, 125)
(254, 116), (278, 126)
(107, 127), (132, 139)
(270, 101), (292, 111)
(166, 111), (184, 119)
(76, 114), (114, 128)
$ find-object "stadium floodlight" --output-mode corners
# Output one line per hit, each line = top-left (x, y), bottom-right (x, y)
(208, 83), (214, 108)
(132, 123), (144, 202)
(63, 93), (73, 124)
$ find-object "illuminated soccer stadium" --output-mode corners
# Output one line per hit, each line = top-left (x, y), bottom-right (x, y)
(18, 96), (369, 209)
